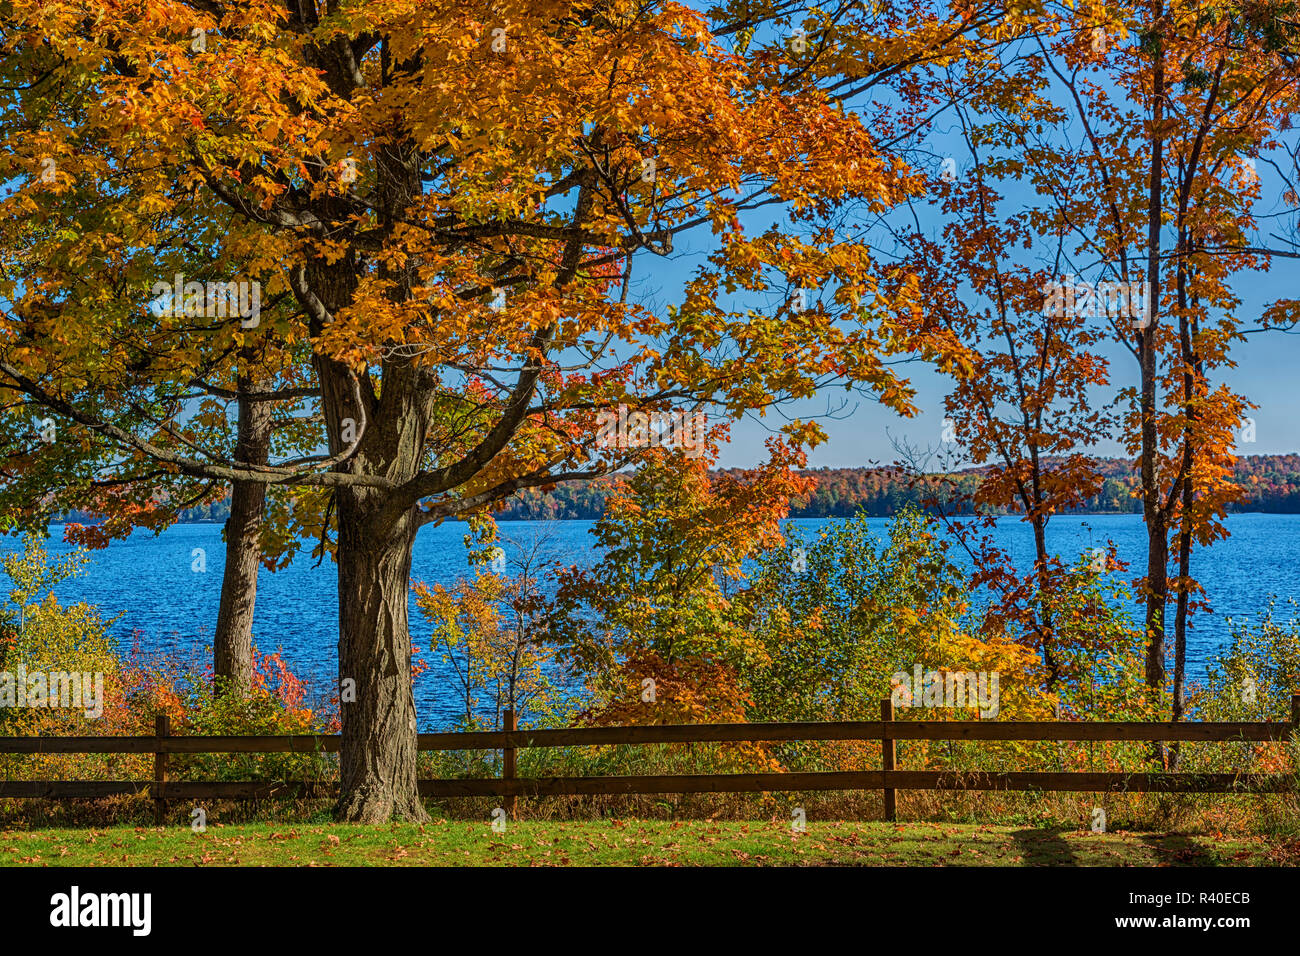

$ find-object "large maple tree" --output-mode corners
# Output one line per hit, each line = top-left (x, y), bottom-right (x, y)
(0, 0), (1003, 820)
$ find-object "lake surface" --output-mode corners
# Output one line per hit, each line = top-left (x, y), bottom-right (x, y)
(5, 514), (1298, 728)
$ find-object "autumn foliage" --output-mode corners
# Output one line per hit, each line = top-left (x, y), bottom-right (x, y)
(1, 0), (1299, 824)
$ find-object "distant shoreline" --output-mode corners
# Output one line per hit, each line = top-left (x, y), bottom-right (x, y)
(55, 454), (1300, 525)
(46, 510), (1300, 528)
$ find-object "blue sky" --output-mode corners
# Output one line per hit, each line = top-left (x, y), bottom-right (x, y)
(631, 177), (1300, 469)
(678, 15), (1300, 469)
(719, 327), (1300, 468)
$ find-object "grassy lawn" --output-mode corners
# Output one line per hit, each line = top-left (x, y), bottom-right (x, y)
(0, 820), (1296, 866)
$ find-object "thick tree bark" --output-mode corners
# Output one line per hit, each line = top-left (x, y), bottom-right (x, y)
(287, 33), (577, 822)
(213, 377), (272, 697)
(334, 495), (427, 823)
(308, 260), (433, 822)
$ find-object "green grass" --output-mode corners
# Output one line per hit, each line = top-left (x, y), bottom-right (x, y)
(1, 820), (1297, 866)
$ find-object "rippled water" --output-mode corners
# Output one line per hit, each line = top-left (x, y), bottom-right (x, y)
(6, 513), (1297, 728)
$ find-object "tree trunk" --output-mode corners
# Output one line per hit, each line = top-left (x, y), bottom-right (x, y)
(302, 109), (433, 819)
(213, 377), (272, 697)
(309, 342), (432, 823)
(334, 494), (428, 823)
(1173, 513), (1190, 720)
(306, 264), (432, 822)
(1031, 513), (1061, 689)
(1169, 472), (1192, 769)
(1171, 237), (1199, 736)
(1143, 518), (1168, 686)
(1141, 10), (1168, 694)
(261, 32), (436, 821)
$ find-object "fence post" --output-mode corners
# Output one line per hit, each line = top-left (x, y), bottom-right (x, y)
(153, 713), (169, 825)
(503, 708), (517, 820)
(881, 697), (896, 822)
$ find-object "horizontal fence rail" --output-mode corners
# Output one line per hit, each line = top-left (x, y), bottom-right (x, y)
(0, 699), (1295, 820)
(2, 721), (1291, 754)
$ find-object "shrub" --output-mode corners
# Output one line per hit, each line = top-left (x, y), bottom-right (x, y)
(0, 532), (336, 791)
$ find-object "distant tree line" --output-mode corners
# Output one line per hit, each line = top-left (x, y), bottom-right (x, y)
(481, 454), (1300, 520)
(62, 499), (230, 525)
(58, 454), (1300, 525)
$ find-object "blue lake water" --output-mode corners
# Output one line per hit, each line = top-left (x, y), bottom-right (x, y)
(5, 514), (1298, 728)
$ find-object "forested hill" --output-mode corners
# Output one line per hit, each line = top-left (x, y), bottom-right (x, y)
(74, 454), (1300, 524)
(489, 454), (1300, 519)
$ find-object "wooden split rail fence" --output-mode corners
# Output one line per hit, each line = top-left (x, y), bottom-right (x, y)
(0, 698), (1296, 821)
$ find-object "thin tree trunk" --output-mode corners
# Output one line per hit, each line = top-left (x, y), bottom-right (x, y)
(1172, 253), (1204, 751)
(1173, 498), (1191, 720)
(1141, 8), (1168, 694)
(1032, 513), (1061, 688)
(1143, 515), (1168, 687)
(1172, 254), (1195, 729)
(213, 377), (272, 697)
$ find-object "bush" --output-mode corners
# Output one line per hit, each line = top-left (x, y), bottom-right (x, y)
(0, 532), (336, 793)
(1199, 598), (1300, 723)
